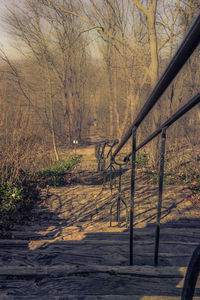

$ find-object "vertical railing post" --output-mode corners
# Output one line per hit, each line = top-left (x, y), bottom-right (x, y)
(116, 165), (122, 223)
(110, 156), (114, 195)
(154, 127), (167, 265)
(130, 126), (137, 266)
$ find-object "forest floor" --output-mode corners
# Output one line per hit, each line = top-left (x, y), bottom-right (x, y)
(0, 144), (200, 299)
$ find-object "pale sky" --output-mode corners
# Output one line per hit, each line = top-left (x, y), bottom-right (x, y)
(0, 1), (8, 40)
(0, 0), (22, 59)
(0, 0), (103, 61)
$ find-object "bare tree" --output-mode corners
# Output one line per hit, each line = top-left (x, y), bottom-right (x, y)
(2, 0), (91, 159)
(1, 0), (198, 168)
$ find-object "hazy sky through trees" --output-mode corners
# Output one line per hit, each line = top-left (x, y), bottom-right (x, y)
(0, 1), (16, 58)
(0, 0), (29, 59)
(0, 0), (103, 60)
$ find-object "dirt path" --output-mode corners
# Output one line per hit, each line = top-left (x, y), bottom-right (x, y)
(0, 145), (200, 299)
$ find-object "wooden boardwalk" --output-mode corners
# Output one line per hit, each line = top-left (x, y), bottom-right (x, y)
(0, 147), (199, 299)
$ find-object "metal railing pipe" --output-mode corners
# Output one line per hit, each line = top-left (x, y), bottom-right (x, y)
(181, 244), (200, 300)
(154, 127), (167, 265)
(113, 13), (200, 158)
(129, 127), (137, 265)
(124, 93), (200, 161)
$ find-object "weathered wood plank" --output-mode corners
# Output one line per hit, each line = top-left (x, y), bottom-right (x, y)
(1, 295), (200, 300)
(0, 238), (199, 247)
(1, 275), (199, 297)
(2, 296), (200, 300)
(0, 264), (187, 277)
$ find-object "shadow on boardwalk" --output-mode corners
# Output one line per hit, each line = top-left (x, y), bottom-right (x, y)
(0, 201), (200, 299)
(0, 157), (200, 298)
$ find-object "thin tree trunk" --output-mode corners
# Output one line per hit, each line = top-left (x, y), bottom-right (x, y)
(107, 57), (114, 139)
(45, 59), (59, 161)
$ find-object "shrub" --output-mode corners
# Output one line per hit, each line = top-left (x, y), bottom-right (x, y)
(0, 182), (38, 231)
(35, 154), (81, 187)
(136, 152), (148, 168)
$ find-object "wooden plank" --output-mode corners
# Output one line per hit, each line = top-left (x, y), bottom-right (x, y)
(0, 238), (199, 247)
(2, 295), (200, 300)
(0, 264), (186, 277)
(0, 275), (198, 297)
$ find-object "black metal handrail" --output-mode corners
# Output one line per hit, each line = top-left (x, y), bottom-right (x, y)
(109, 155), (129, 228)
(124, 93), (200, 161)
(113, 13), (200, 158)
(95, 140), (108, 171)
(181, 244), (200, 300)
(94, 139), (118, 172)
(107, 12), (200, 267)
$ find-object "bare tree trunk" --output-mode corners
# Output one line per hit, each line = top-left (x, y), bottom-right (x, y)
(45, 60), (59, 161)
(132, 0), (160, 167)
(0, 72), (7, 128)
(106, 48), (115, 138)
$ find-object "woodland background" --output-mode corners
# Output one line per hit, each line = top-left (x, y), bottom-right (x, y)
(0, 0), (199, 183)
